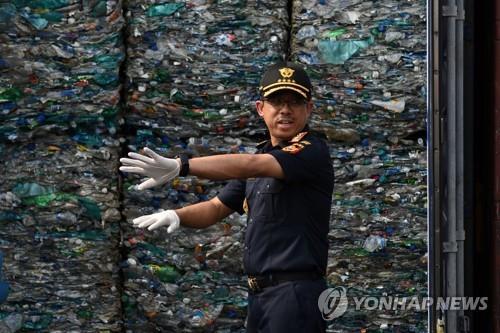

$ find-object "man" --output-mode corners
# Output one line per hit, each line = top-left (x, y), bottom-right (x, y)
(120, 62), (334, 332)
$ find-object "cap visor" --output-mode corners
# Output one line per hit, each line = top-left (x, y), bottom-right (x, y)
(263, 86), (308, 99)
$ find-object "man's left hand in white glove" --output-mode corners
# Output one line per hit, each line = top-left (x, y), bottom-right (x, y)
(132, 209), (180, 233)
(119, 147), (180, 190)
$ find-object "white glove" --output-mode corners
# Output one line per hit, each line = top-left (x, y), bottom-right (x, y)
(119, 147), (180, 190)
(132, 210), (180, 233)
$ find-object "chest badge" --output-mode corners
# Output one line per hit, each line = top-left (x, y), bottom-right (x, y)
(243, 198), (249, 214)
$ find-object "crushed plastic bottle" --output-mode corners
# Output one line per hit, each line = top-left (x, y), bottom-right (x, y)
(363, 235), (387, 252)
(0, 313), (23, 333)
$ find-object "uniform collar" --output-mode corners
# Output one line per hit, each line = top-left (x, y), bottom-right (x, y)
(257, 125), (310, 152)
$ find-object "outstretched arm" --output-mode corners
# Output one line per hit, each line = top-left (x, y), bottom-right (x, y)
(132, 196), (235, 232)
(175, 196), (234, 229)
(189, 153), (284, 180)
(120, 147), (284, 190)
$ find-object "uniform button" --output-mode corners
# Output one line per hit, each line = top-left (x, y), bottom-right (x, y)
(249, 218), (253, 222)
(266, 184), (270, 189)
(257, 191), (260, 195)
(244, 246), (249, 250)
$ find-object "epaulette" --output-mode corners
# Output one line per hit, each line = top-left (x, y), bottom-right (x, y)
(289, 131), (308, 143)
(282, 131), (312, 154)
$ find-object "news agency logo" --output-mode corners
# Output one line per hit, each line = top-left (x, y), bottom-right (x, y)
(318, 288), (488, 321)
(318, 287), (348, 320)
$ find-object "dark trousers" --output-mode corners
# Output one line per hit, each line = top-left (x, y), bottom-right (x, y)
(246, 279), (327, 333)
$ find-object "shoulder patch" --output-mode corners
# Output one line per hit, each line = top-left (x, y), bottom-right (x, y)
(282, 140), (311, 154)
(290, 131), (308, 143)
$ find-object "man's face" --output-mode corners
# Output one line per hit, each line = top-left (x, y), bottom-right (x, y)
(256, 91), (313, 145)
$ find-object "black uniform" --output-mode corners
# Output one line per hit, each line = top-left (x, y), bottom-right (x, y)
(218, 130), (334, 333)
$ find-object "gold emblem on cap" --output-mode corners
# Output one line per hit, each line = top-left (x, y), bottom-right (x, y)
(279, 67), (295, 79)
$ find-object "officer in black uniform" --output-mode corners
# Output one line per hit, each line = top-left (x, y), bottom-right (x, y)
(120, 62), (334, 332)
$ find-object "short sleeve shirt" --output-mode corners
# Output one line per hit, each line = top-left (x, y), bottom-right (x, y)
(217, 131), (334, 275)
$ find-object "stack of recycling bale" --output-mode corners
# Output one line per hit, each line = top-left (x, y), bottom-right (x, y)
(291, 0), (427, 331)
(0, 1), (124, 331)
(124, 0), (289, 138)
(0, 0), (429, 331)
(121, 0), (288, 331)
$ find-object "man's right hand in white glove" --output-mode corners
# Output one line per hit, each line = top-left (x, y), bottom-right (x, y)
(119, 147), (180, 190)
(132, 210), (180, 233)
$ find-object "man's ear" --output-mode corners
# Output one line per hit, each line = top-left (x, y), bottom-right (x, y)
(305, 100), (313, 117)
(255, 100), (265, 117)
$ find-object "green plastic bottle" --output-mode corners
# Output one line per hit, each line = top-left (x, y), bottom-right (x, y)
(146, 4), (184, 17)
(0, 87), (24, 102)
(150, 265), (181, 283)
